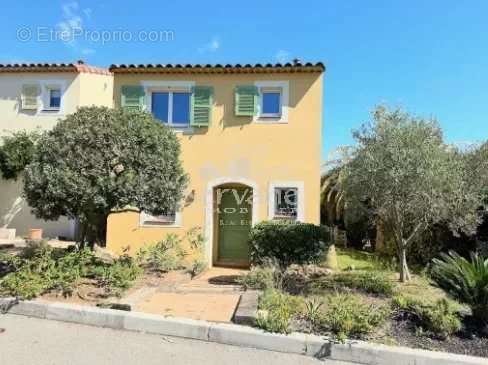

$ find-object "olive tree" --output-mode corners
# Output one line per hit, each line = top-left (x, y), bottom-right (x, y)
(23, 106), (188, 246)
(341, 106), (484, 281)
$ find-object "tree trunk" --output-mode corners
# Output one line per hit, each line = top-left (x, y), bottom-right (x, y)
(398, 245), (411, 282)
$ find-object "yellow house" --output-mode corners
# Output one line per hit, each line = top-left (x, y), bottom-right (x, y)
(107, 62), (324, 267)
(0, 62), (113, 240)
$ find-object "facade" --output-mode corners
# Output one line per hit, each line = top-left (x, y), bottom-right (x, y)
(106, 62), (324, 267)
(0, 62), (113, 239)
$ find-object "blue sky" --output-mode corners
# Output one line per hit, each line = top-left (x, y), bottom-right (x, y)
(1, 1), (487, 161)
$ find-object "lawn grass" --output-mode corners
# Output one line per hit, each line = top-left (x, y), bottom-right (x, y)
(336, 247), (396, 272)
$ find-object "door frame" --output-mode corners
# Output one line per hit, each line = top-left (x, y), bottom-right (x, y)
(205, 177), (259, 268)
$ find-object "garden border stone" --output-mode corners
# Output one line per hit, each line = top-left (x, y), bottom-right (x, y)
(233, 290), (259, 326)
(0, 297), (486, 365)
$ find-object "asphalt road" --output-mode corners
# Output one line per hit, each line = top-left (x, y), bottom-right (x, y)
(0, 314), (356, 365)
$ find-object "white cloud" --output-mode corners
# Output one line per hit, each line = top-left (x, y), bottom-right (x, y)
(275, 50), (291, 64)
(83, 8), (92, 19)
(56, 1), (92, 49)
(198, 37), (220, 53)
(81, 48), (96, 55)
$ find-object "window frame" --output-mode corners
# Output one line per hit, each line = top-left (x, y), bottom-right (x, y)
(139, 209), (183, 228)
(254, 81), (289, 124)
(268, 181), (304, 221)
(273, 187), (298, 220)
(142, 81), (195, 130)
(39, 80), (66, 114)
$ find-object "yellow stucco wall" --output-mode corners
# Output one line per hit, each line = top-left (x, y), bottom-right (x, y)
(0, 71), (113, 239)
(106, 72), (323, 263)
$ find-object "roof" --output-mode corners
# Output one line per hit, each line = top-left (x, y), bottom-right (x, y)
(109, 61), (325, 74)
(0, 62), (111, 75)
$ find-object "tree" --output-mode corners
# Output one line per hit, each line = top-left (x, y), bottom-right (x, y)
(23, 106), (188, 247)
(341, 106), (485, 282)
(0, 130), (39, 180)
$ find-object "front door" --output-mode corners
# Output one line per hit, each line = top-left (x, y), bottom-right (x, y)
(217, 187), (252, 266)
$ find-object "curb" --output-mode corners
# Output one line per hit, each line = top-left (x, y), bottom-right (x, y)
(0, 298), (486, 365)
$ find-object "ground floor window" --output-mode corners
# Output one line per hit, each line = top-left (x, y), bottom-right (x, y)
(273, 187), (298, 220)
(268, 181), (304, 221)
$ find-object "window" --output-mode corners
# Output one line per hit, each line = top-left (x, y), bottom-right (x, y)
(139, 209), (182, 227)
(268, 181), (304, 221)
(273, 187), (298, 220)
(151, 91), (191, 127)
(254, 81), (289, 123)
(260, 89), (282, 117)
(49, 89), (61, 109)
(40, 82), (64, 112)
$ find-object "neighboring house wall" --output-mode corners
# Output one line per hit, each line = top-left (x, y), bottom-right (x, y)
(0, 69), (113, 239)
(106, 70), (323, 266)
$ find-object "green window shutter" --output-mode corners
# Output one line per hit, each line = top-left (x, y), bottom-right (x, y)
(21, 84), (40, 110)
(235, 85), (258, 116)
(191, 86), (213, 127)
(121, 85), (145, 111)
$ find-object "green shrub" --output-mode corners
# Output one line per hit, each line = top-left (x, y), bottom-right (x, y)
(237, 266), (276, 290)
(189, 259), (207, 278)
(92, 255), (142, 297)
(304, 297), (324, 327)
(311, 271), (395, 296)
(136, 234), (187, 273)
(392, 294), (461, 338)
(321, 293), (388, 341)
(0, 243), (96, 299)
(431, 251), (488, 323)
(0, 130), (39, 180)
(249, 221), (331, 268)
(256, 289), (303, 333)
(0, 242), (140, 299)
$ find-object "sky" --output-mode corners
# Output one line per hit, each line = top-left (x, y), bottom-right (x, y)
(1, 0), (487, 161)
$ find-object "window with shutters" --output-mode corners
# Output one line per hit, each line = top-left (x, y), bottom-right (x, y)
(151, 91), (191, 127)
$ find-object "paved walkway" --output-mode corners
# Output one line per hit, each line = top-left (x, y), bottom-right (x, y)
(124, 267), (248, 322)
(0, 314), (358, 365)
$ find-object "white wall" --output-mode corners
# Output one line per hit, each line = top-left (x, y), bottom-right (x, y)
(0, 71), (113, 240)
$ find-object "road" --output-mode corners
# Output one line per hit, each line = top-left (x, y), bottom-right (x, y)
(0, 314), (356, 365)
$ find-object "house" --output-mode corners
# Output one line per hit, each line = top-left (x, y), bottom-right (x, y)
(107, 61), (324, 267)
(0, 62), (113, 240)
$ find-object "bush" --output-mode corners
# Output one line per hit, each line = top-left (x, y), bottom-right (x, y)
(392, 294), (461, 338)
(0, 242), (140, 299)
(320, 293), (388, 341)
(0, 243), (96, 299)
(256, 289), (303, 333)
(311, 271), (395, 296)
(0, 130), (39, 180)
(237, 266), (276, 290)
(431, 251), (488, 323)
(249, 221), (331, 268)
(136, 234), (187, 273)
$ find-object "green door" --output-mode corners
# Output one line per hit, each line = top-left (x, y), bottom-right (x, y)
(217, 187), (252, 265)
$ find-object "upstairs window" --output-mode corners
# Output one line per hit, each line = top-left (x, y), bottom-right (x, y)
(260, 89), (282, 117)
(151, 91), (191, 127)
(49, 88), (61, 109)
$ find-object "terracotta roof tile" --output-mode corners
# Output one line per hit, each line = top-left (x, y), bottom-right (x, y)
(108, 61), (325, 74)
(0, 62), (111, 75)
